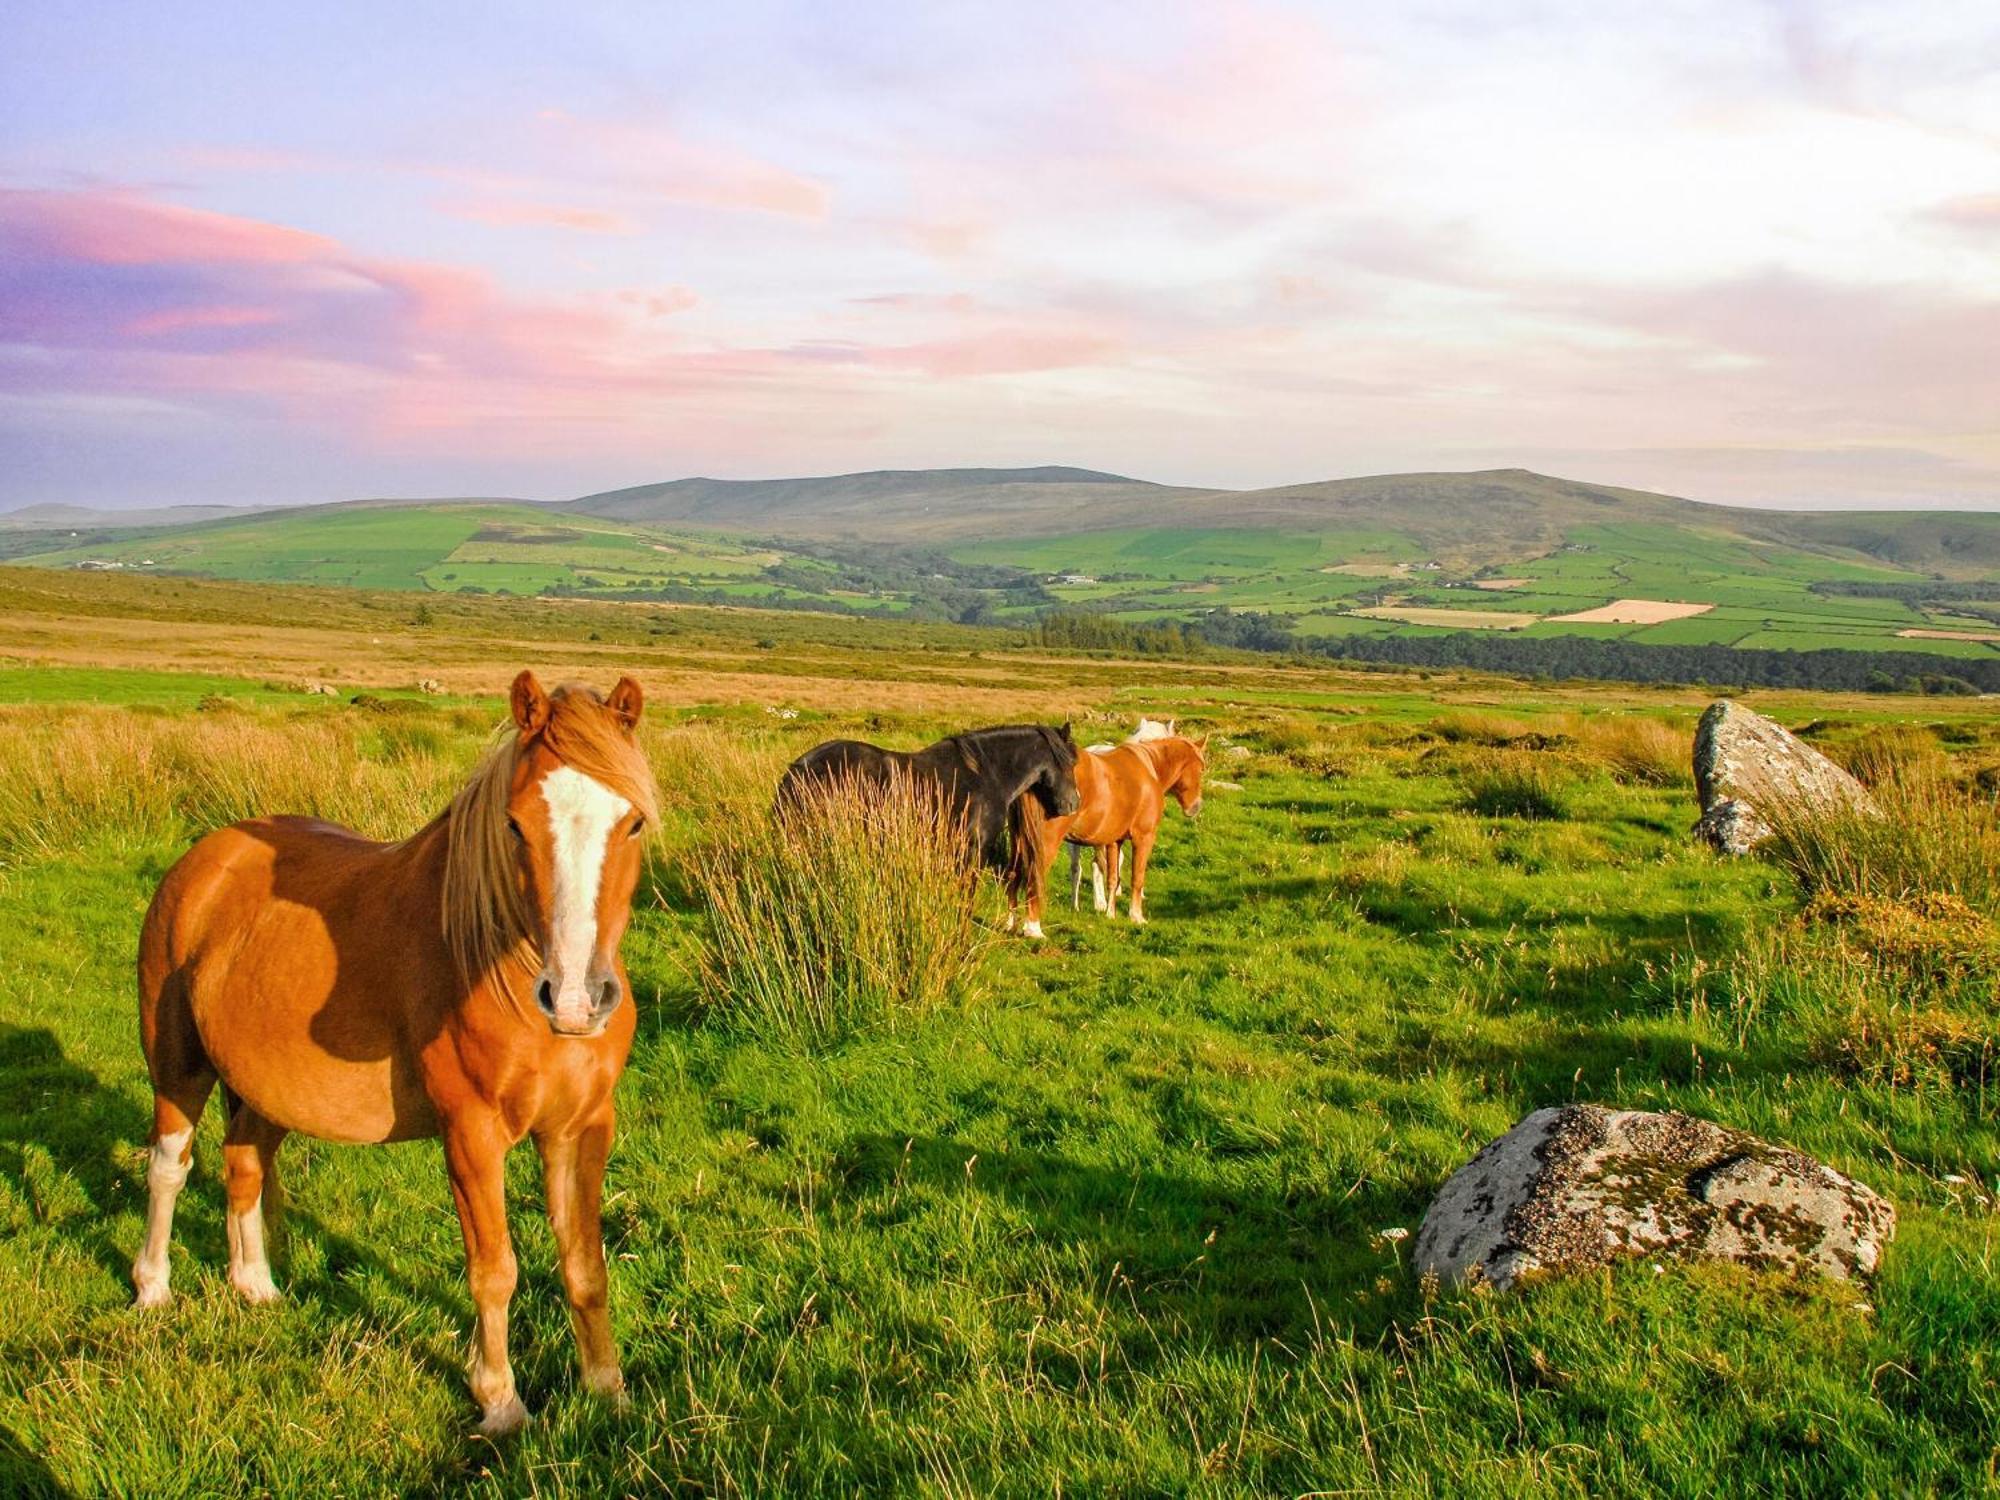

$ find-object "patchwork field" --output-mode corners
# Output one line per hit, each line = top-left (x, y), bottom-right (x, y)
(1, 569), (1997, 1495)
(962, 522), (2000, 661)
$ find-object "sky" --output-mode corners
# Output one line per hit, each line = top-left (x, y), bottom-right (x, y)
(1, 0), (1997, 512)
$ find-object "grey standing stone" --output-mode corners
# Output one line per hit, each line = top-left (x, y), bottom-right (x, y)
(1692, 699), (1875, 854)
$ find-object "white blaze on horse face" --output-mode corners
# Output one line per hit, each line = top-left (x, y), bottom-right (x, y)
(538, 766), (632, 1031)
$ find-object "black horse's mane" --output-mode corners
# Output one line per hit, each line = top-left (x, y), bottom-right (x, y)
(937, 722), (1074, 774)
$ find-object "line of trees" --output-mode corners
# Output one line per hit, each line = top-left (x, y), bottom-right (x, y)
(1293, 622), (1997, 694)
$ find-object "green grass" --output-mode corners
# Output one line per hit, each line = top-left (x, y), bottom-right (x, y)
(1, 649), (1996, 1495)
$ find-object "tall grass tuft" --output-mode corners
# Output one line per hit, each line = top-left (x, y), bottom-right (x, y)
(1459, 749), (1572, 820)
(690, 769), (991, 1046)
(1711, 770), (2000, 1089)
(1568, 713), (1690, 786)
(1762, 776), (2000, 917)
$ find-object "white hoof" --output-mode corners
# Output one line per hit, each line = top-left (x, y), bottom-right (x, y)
(132, 1272), (172, 1309)
(230, 1266), (282, 1305)
(1022, 920), (1045, 941)
(478, 1396), (532, 1438)
(1129, 911), (1147, 926)
(585, 1368), (631, 1409)
(1001, 911), (1017, 933)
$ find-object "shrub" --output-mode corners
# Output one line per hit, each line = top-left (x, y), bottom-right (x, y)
(1693, 920), (1996, 1090)
(689, 770), (991, 1046)
(1459, 750), (1572, 820)
(1696, 771), (2000, 1090)
(0, 707), (463, 864)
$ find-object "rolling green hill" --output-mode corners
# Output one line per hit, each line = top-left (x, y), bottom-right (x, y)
(567, 465), (2000, 577)
(4, 502), (797, 600)
(8, 468), (1996, 671)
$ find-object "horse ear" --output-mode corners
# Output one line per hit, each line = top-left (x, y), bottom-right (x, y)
(510, 670), (551, 735)
(1061, 721), (1074, 742)
(607, 675), (644, 731)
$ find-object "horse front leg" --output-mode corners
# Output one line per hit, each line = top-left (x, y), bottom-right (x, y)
(1127, 828), (1156, 925)
(536, 1116), (626, 1408)
(444, 1113), (526, 1436)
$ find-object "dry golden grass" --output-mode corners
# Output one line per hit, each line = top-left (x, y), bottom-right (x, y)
(0, 707), (463, 863)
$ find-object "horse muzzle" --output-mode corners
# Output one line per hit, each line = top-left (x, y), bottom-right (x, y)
(535, 972), (624, 1037)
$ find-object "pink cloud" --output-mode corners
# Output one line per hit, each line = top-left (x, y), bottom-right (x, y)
(2, 188), (334, 267)
(125, 304), (284, 337)
(532, 109), (831, 220)
(614, 286), (700, 317)
(1921, 193), (2000, 235)
(865, 327), (1120, 378)
(439, 199), (637, 235)
(0, 186), (1129, 467)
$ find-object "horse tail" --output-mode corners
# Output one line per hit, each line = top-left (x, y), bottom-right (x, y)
(1004, 791), (1048, 905)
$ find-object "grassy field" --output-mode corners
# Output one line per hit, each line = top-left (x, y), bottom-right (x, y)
(1, 572), (1997, 1496)
(958, 523), (2000, 660)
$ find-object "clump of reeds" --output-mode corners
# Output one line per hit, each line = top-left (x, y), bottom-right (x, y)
(688, 768), (991, 1047)
(1566, 714), (1690, 787)
(1760, 775), (2000, 917)
(1458, 749), (1573, 821)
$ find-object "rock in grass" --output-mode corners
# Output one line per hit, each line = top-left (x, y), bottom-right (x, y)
(1692, 699), (1875, 854)
(1415, 1105), (1895, 1292)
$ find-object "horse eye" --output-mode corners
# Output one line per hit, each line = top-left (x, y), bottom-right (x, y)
(507, 817), (525, 842)
(628, 816), (647, 838)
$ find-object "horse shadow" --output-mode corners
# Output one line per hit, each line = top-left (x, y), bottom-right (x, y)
(0, 1421), (70, 1500)
(0, 1023), (523, 1420)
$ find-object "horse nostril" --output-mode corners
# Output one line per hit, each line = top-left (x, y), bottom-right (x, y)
(536, 979), (556, 1015)
(598, 978), (622, 1014)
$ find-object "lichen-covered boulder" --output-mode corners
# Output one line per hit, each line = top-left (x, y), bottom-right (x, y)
(1415, 1105), (1895, 1292)
(1692, 699), (1875, 854)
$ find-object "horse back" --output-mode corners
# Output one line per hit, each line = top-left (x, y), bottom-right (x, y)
(139, 816), (453, 1144)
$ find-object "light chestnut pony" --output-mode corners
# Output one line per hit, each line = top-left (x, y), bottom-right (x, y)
(1005, 730), (1206, 936)
(1075, 716), (1174, 910)
(134, 671), (656, 1436)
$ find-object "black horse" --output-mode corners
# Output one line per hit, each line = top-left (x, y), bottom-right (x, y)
(778, 723), (1081, 870)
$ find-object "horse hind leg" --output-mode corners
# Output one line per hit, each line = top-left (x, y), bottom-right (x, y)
(222, 1096), (288, 1305)
(133, 966), (215, 1308)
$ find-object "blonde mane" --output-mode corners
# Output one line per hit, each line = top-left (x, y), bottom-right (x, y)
(1129, 734), (1205, 784)
(442, 685), (659, 985)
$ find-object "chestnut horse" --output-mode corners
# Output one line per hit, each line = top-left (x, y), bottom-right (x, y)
(134, 671), (656, 1436)
(1005, 734), (1207, 936)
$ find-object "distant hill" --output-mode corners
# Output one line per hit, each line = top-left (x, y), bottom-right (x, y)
(567, 465), (2000, 575)
(566, 466), (1208, 533)
(0, 502), (270, 530)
